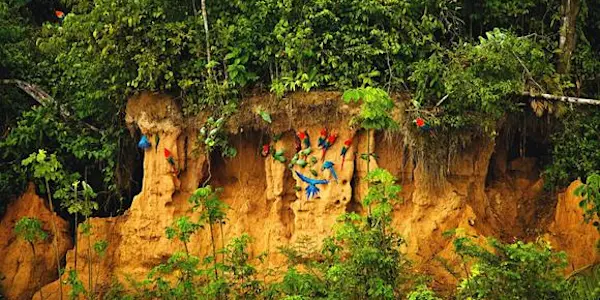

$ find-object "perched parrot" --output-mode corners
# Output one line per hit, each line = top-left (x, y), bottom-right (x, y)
(340, 138), (352, 169)
(261, 144), (271, 157)
(295, 159), (308, 168)
(321, 133), (337, 161)
(299, 148), (312, 158)
(295, 171), (328, 200)
(414, 117), (434, 135)
(163, 148), (179, 175)
(55, 10), (65, 23)
(137, 135), (151, 150)
(322, 161), (338, 183)
(317, 128), (328, 148)
(272, 149), (286, 163)
(297, 130), (310, 149)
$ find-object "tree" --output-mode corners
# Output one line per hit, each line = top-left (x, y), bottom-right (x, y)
(558, 0), (581, 74)
(21, 150), (66, 300)
(451, 235), (568, 299)
(188, 186), (228, 286)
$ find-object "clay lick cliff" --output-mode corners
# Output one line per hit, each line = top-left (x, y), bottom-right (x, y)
(1, 91), (597, 299)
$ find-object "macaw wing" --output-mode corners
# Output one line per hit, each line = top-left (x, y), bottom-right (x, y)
(295, 171), (328, 185)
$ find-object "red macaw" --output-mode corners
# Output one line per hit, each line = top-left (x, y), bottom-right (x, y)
(261, 144), (271, 157)
(414, 117), (434, 135)
(163, 148), (179, 175)
(297, 130), (310, 149)
(55, 10), (65, 22)
(321, 133), (337, 161)
(317, 128), (328, 148)
(340, 138), (352, 169)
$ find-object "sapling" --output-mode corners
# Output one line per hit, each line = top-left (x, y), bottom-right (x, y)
(80, 182), (98, 298)
(342, 88), (398, 216)
(165, 216), (202, 297)
(188, 186), (228, 281)
(14, 217), (48, 300)
(21, 150), (67, 300)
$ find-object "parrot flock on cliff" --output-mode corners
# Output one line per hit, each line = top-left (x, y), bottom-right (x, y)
(256, 129), (354, 200)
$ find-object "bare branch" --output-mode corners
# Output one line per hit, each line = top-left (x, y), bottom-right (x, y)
(523, 92), (600, 105)
(1, 79), (102, 132)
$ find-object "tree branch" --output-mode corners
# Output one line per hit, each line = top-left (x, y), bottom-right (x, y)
(1, 79), (102, 132)
(523, 92), (600, 105)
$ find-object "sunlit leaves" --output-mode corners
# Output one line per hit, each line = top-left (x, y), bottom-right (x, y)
(14, 217), (47, 244)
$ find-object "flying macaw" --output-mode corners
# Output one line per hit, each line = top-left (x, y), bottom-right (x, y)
(317, 128), (328, 148)
(340, 138), (352, 169)
(55, 10), (65, 23)
(295, 171), (328, 200)
(297, 130), (310, 149)
(261, 144), (271, 157)
(414, 117), (434, 135)
(137, 135), (151, 150)
(321, 133), (337, 161)
(163, 148), (179, 175)
(322, 161), (338, 183)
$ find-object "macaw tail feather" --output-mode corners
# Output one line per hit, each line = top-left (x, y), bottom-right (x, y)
(330, 168), (338, 183)
(341, 156), (345, 170)
(305, 184), (320, 200)
(321, 148), (326, 161)
(167, 157), (176, 166)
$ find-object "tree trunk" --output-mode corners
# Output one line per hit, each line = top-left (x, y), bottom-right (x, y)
(558, 0), (581, 74)
(30, 243), (44, 300)
(201, 0), (211, 64)
(45, 179), (63, 300)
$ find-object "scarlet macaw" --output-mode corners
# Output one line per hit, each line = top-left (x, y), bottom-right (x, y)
(261, 144), (271, 157)
(295, 171), (328, 199)
(340, 138), (352, 169)
(297, 130), (310, 149)
(163, 148), (179, 175)
(321, 133), (337, 161)
(414, 117), (434, 135)
(317, 128), (328, 148)
(138, 135), (151, 150)
(322, 161), (338, 183)
(55, 10), (65, 23)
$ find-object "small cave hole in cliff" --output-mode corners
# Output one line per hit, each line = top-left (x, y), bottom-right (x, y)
(346, 171), (363, 214)
(486, 111), (554, 185)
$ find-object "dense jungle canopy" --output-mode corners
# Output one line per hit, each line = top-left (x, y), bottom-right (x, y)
(1, 0), (600, 216)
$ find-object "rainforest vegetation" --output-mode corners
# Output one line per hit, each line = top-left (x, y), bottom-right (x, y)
(2, 0), (600, 298)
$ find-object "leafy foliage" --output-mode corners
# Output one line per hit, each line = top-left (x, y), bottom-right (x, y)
(275, 168), (412, 299)
(574, 173), (600, 231)
(545, 110), (600, 189)
(342, 87), (398, 131)
(452, 235), (568, 299)
(14, 217), (47, 244)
